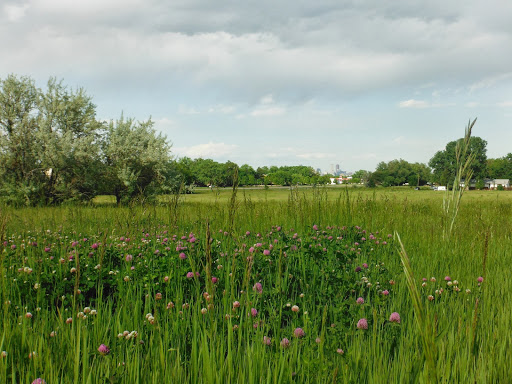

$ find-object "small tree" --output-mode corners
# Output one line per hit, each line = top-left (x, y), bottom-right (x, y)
(102, 115), (172, 204)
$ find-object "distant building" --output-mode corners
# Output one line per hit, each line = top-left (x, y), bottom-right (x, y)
(459, 178), (510, 189)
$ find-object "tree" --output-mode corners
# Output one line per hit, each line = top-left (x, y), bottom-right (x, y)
(429, 136), (487, 186)
(102, 115), (172, 204)
(36, 78), (103, 203)
(0, 75), (41, 204)
(487, 154), (512, 179)
(0, 75), (103, 204)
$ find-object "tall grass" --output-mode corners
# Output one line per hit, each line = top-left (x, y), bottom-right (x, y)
(0, 188), (510, 382)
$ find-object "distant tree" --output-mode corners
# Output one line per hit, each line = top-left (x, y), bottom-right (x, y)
(429, 136), (487, 186)
(102, 115), (172, 204)
(487, 154), (512, 179)
(239, 164), (258, 185)
(370, 160), (431, 187)
(352, 170), (371, 184)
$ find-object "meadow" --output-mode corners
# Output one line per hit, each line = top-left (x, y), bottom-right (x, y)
(1, 186), (511, 383)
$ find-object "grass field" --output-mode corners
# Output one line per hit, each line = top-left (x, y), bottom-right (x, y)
(1, 187), (511, 383)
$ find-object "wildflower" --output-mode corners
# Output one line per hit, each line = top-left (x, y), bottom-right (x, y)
(362, 263), (369, 269)
(294, 327), (305, 338)
(337, 348), (344, 355)
(211, 277), (218, 283)
(25, 312), (33, 319)
(186, 272), (194, 279)
(280, 338), (290, 348)
(430, 277), (436, 282)
(381, 290), (389, 296)
(90, 310), (97, 315)
(201, 308), (208, 315)
(125, 254), (133, 262)
(315, 337), (321, 344)
(263, 249), (270, 256)
(1, 351), (7, 358)
(167, 302), (174, 309)
(98, 344), (110, 356)
(389, 279), (395, 285)
(123, 276), (130, 282)
(253, 282), (263, 294)
(389, 312), (401, 323)
(179, 252), (187, 260)
(477, 276), (484, 283)
(263, 336), (271, 346)
(31, 379), (46, 384)
(427, 295), (434, 301)
(70, 267), (77, 273)
(232, 301), (240, 309)
(466, 289), (471, 294)
(356, 297), (364, 304)
(250, 308), (258, 317)
(291, 305), (299, 313)
(356, 318), (368, 330)
(50, 331), (56, 337)
(155, 293), (162, 300)
(66, 317), (73, 324)
(444, 276), (451, 282)
(313, 224), (318, 231)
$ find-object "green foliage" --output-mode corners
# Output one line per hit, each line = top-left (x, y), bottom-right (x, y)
(370, 160), (431, 187)
(102, 115), (173, 204)
(0, 75), (174, 205)
(487, 153), (512, 179)
(429, 133), (487, 186)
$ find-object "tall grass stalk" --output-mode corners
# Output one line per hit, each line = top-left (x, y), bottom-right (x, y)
(396, 233), (438, 383)
(443, 118), (477, 237)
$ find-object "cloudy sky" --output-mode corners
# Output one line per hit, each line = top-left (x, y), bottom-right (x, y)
(2, 1), (512, 172)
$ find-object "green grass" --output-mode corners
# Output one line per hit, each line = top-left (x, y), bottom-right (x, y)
(1, 187), (511, 383)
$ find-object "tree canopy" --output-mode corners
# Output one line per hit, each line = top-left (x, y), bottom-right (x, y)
(0, 75), (173, 205)
(429, 136), (487, 186)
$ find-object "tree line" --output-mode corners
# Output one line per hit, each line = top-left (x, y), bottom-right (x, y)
(354, 136), (512, 188)
(1, 75), (511, 205)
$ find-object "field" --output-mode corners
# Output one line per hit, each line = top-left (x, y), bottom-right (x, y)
(1, 186), (511, 383)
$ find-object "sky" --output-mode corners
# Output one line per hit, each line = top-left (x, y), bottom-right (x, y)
(1, 0), (512, 173)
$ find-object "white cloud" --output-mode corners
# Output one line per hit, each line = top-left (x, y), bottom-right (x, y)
(174, 142), (238, 158)
(260, 94), (274, 104)
(4, 4), (30, 22)
(208, 105), (236, 114)
(497, 101), (512, 107)
(250, 106), (286, 117)
(398, 99), (455, 108)
(297, 153), (337, 160)
(178, 105), (200, 115)
(398, 99), (430, 108)
(469, 73), (512, 92)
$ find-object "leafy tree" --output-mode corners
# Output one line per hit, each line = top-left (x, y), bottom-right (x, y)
(239, 164), (259, 186)
(352, 170), (371, 184)
(429, 136), (487, 186)
(102, 115), (172, 204)
(370, 160), (431, 187)
(0, 75), (103, 204)
(487, 154), (512, 179)
(0, 75), (41, 204)
(37, 78), (103, 203)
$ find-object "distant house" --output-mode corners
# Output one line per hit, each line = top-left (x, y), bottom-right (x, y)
(437, 186), (447, 191)
(329, 176), (353, 185)
(488, 179), (510, 189)
(459, 178), (510, 190)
